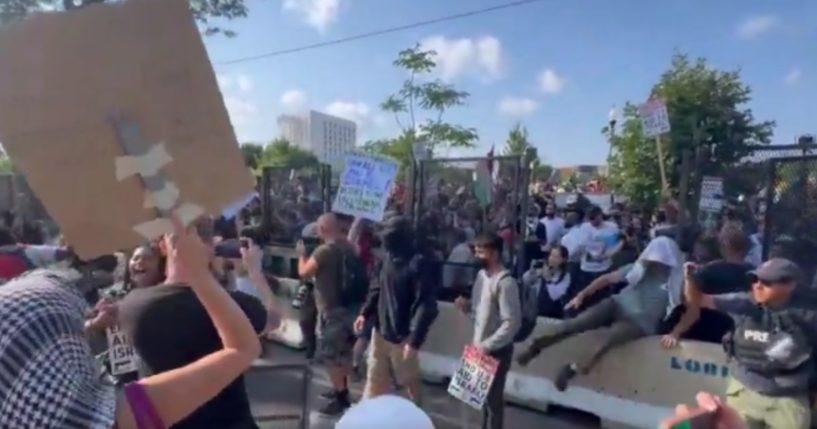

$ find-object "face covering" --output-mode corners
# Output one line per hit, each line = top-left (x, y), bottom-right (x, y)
(475, 257), (490, 269)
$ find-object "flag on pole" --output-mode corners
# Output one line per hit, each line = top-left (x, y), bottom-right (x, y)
(474, 145), (495, 208)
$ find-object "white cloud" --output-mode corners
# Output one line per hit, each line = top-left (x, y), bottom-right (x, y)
(498, 97), (539, 117)
(236, 75), (254, 92)
(223, 96), (258, 141)
(737, 15), (778, 40)
(280, 89), (309, 113)
(217, 73), (253, 93)
(283, 0), (342, 33)
(538, 68), (566, 94)
(785, 68), (802, 85)
(325, 100), (371, 127)
(420, 35), (504, 81)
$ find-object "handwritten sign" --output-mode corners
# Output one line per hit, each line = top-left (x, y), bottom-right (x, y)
(106, 325), (139, 376)
(638, 99), (671, 138)
(447, 345), (499, 410)
(699, 176), (724, 212)
(332, 153), (398, 222)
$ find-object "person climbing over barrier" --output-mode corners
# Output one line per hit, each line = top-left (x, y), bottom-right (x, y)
(517, 236), (681, 392)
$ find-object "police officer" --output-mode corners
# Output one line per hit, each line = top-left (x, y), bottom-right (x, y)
(685, 257), (817, 429)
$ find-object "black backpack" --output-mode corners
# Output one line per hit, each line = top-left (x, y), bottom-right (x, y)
(339, 244), (369, 307)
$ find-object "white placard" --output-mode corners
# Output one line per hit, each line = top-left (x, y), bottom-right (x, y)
(638, 99), (671, 138)
(447, 345), (499, 410)
(699, 176), (724, 212)
(332, 153), (399, 222)
(106, 325), (139, 376)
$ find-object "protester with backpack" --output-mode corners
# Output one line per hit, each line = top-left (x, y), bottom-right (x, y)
(297, 212), (364, 416)
(454, 233), (521, 429)
(354, 216), (438, 404)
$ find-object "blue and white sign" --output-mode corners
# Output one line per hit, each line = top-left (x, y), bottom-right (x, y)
(332, 153), (399, 222)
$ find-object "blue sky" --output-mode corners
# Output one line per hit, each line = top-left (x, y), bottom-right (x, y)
(205, 0), (816, 166)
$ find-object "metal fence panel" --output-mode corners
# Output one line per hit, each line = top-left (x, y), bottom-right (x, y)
(765, 156), (817, 283)
(415, 156), (527, 274)
(260, 165), (331, 245)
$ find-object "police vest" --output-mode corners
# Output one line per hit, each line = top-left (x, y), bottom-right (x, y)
(729, 309), (812, 374)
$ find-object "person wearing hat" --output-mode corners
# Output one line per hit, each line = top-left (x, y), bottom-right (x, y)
(335, 395), (435, 429)
(685, 257), (817, 429)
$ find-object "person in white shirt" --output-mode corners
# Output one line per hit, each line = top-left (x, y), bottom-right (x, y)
(539, 202), (565, 249)
(575, 206), (620, 300)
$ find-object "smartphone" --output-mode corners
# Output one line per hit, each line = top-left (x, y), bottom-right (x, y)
(662, 408), (715, 429)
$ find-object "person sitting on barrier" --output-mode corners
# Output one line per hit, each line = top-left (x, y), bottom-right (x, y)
(684, 257), (817, 429)
(660, 225), (753, 348)
(522, 246), (572, 319)
(0, 215), (263, 429)
(454, 233), (521, 429)
(517, 236), (681, 392)
(355, 216), (438, 404)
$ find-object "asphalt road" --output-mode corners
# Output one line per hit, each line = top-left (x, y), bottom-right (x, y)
(245, 341), (598, 429)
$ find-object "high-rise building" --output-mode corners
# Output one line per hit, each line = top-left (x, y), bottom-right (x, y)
(276, 110), (357, 170)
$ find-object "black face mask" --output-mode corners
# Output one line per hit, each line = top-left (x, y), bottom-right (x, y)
(475, 257), (490, 269)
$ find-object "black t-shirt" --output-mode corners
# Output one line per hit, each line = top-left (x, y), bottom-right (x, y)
(118, 284), (267, 429)
(694, 260), (754, 295)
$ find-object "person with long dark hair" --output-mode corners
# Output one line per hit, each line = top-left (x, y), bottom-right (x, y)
(536, 246), (572, 319)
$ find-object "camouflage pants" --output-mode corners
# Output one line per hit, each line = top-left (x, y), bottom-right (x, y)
(316, 307), (355, 367)
(726, 378), (811, 429)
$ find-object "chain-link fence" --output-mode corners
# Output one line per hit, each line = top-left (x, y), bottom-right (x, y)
(687, 144), (817, 281)
(260, 165), (331, 245)
(764, 155), (817, 283)
(413, 156), (528, 278)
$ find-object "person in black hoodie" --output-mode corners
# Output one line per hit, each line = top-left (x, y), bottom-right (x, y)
(354, 216), (439, 404)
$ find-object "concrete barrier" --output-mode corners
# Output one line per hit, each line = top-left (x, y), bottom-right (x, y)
(262, 245), (728, 429)
(419, 302), (728, 429)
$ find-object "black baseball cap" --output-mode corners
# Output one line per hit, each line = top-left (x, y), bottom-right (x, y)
(748, 258), (803, 286)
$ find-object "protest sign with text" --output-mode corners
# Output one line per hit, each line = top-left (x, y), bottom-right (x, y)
(332, 153), (398, 222)
(447, 345), (499, 410)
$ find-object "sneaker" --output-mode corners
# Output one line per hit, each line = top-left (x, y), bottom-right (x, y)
(554, 364), (577, 392)
(318, 395), (350, 417)
(319, 390), (336, 400)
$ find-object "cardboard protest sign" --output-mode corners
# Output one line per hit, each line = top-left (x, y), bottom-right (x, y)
(0, 0), (254, 258)
(638, 98), (671, 138)
(447, 345), (499, 410)
(332, 153), (398, 222)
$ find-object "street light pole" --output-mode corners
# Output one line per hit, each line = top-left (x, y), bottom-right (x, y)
(606, 105), (618, 171)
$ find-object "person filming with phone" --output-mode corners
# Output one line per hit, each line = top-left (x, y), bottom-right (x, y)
(684, 257), (817, 429)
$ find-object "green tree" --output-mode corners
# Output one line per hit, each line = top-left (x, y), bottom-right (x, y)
(504, 123), (553, 181)
(239, 142), (264, 170)
(260, 138), (319, 169)
(608, 52), (775, 207)
(380, 44), (478, 154)
(1, 0), (250, 36)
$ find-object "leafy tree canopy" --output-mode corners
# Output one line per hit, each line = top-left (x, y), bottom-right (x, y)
(607, 52), (775, 208)
(1, 0), (250, 36)
(260, 138), (319, 170)
(380, 45), (478, 154)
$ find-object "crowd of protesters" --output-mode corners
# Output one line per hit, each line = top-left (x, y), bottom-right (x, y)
(0, 164), (813, 429)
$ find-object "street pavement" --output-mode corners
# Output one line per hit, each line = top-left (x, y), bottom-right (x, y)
(246, 341), (598, 429)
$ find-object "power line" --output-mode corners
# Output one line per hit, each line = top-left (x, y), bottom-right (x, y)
(215, 0), (546, 65)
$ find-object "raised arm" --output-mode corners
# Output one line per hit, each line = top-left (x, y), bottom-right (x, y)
(115, 216), (261, 429)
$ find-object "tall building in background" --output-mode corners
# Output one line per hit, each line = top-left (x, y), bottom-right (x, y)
(276, 110), (357, 170)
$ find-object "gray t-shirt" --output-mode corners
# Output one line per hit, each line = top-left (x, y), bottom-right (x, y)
(714, 292), (817, 396)
(612, 263), (669, 334)
(471, 270), (522, 352)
